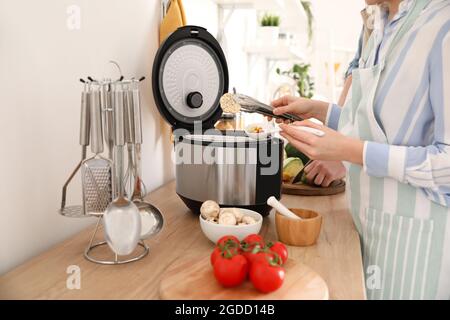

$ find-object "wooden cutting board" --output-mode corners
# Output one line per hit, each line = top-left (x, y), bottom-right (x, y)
(282, 180), (345, 196)
(159, 255), (329, 300)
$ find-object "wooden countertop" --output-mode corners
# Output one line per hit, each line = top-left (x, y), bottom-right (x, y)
(0, 180), (366, 300)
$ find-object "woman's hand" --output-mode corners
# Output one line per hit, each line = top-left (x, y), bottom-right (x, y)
(279, 120), (364, 165)
(304, 160), (346, 187)
(270, 95), (330, 123)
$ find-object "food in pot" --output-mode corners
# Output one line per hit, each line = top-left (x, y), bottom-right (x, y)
(220, 93), (241, 114)
(200, 200), (220, 220)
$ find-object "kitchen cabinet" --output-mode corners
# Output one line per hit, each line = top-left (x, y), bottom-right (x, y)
(0, 180), (366, 300)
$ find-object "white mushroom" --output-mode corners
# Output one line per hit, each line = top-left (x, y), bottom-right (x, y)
(242, 215), (257, 225)
(218, 212), (237, 225)
(220, 93), (241, 114)
(220, 208), (244, 223)
(206, 217), (218, 224)
(200, 200), (220, 220)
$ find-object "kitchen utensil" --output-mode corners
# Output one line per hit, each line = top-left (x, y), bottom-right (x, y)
(159, 255), (329, 300)
(199, 209), (262, 243)
(269, 125), (325, 137)
(267, 196), (302, 220)
(101, 81), (114, 160)
(292, 159), (312, 184)
(130, 85), (164, 239)
(275, 208), (322, 246)
(152, 26), (283, 217)
(103, 88), (141, 256)
(229, 91), (303, 122)
(282, 180), (346, 196)
(59, 82), (91, 218)
(123, 87), (136, 197)
(80, 88), (113, 215)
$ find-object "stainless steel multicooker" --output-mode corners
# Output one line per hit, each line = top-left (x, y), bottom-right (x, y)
(152, 26), (283, 216)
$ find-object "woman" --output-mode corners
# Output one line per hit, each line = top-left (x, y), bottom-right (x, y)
(273, 0), (450, 299)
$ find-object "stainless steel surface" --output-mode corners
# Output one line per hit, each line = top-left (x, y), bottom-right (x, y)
(176, 139), (257, 205)
(89, 90), (103, 154)
(132, 88), (142, 144)
(81, 158), (113, 213)
(124, 89), (135, 143)
(79, 90), (90, 154)
(81, 88), (113, 215)
(61, 70), (150, 265)
(84, 216), (149, 265)
(132, 144), (164, 239)
(103, 89), (141, 256)
(114, 90), (125, 146)
(130, 88), (164, 239)
(123, 88), (136, 197)
(101, 83), (114, 160)
(59, 86), (91, 218)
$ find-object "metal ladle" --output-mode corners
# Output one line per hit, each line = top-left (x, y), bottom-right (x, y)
(103, 87), (141, 256)
(130, 84), (164, 239)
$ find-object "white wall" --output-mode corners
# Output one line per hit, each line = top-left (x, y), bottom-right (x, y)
(0, 0), (175, 274)
(310, 0), (365, 100)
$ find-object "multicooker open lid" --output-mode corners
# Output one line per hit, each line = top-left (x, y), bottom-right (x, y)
(152, 26), (229, 130)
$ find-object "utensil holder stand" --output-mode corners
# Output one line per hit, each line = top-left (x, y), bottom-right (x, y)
(84, 216), (149, 265)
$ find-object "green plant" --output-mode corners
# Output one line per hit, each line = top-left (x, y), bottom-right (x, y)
(260, 14), (280, 27)
(276, 63), (314, 99)
(300, 1), (314, 46)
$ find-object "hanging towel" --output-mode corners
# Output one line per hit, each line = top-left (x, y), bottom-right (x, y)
(159, 0), (187, 45)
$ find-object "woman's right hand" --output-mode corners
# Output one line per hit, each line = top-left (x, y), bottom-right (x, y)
(271, 95), (330, 123)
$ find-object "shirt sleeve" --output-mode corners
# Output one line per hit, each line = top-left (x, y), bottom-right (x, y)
(363, 30), (450, 207)
(344, 27), (364, 79)
(325, 103), (341, 130)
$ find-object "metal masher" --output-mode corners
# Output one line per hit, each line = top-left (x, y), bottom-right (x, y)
(59, 81), (91, 218)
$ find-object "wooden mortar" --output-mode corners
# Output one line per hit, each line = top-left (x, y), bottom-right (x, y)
(275, 208), (322, 246)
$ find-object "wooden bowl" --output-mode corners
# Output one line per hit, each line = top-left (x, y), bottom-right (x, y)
(275, 208), (322, 246)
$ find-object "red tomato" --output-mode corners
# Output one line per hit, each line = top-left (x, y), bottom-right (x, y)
(268, 242), (288, 265)
(213, 253), (248, 287)
(242, 234), (264, 249)
(210, 247), (222, 266)
(217, 235), (240, 247)
(247, 251), (274, 266)
(250, 260), (285, 293)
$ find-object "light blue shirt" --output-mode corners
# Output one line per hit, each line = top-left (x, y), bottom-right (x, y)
(327, 0), (450, 207)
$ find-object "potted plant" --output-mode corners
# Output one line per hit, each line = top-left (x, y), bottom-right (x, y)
(258, 13), (280, 45)
(276, 63), (314, 99)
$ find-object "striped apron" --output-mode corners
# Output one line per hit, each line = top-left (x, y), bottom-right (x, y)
(339, 0), (450, 299)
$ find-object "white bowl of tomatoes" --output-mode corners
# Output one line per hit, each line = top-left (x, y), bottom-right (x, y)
(199, 209), (263, 243)
(211, 234), (288, 293)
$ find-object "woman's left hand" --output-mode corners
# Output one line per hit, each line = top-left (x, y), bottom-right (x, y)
(279, 120), (365, 165)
